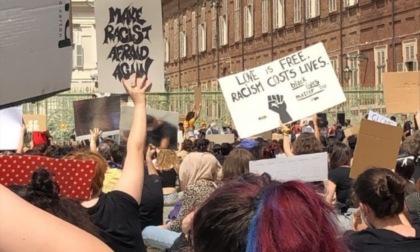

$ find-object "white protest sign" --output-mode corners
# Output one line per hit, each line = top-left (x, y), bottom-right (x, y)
(0, 107), (23, 150)
(250, 152), (328, 182)
(95, 0), (165, 93)
(0, 0), (72, 107)
(367, 111), (398, 127)
(218, 43), (346, 138)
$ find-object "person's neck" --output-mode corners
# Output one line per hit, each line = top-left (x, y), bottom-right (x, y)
(369, 215), (404, 230)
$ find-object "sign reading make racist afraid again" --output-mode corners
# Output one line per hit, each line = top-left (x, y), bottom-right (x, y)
(218, 43), (346, 138)
(95, 0), (165, 93)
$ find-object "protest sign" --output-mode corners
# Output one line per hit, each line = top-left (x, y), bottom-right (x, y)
(367, 111), (397, 127)
(250, 152), (328, 182)
(0, 0), (72, 108)
(344, 125), (360, 137)
(206, 134), (235, 144)
(120, 107), (179, 149)
(350, 119), (402, 178)
(23, 115), (48, 132)
(383, 71), (420, 113)
(95, 0), (165, 93)
(73, 96), (121, 141)
(218, 43), (346, 138)
(0, 107), (23, 150)
(0, 155), (96, 200)
(194, 86), (202, 108)
(250, 131), (273, 140)
(272, 133), (284, 141)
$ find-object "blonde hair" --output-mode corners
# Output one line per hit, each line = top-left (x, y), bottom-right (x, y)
(64, 151), (108, 198)
(155, 149), (179, 171)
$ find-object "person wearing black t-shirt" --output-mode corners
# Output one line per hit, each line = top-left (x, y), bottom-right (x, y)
(347, 168), (420, 252)
(146, 115), (178, 149)
(402, 114), (412, 138)
(82, 74), (152, 252)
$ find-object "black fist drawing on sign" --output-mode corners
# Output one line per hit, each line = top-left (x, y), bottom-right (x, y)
(268, 94), (293, 123)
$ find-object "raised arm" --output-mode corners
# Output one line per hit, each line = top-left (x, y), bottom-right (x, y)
(194, 103), (202, 119)
(114, 74), (152, 204)
(89, 128), (102, 153)
(16, 123), (26, 154)
(312, 114), (320, 141)
(281, 125), (294, 156)
(0, 185), (112, 252)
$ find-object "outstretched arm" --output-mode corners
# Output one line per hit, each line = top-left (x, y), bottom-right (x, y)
(16, 123), (26, 154)
(194, 103), (202, 119)
(114, 74), (152, 204)
(0, 185), (112, 252)
(89, 128), (102, 153)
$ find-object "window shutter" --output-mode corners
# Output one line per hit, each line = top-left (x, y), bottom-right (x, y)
(76, 45), (84, 68)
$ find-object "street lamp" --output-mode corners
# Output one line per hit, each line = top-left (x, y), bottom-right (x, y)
(343, 54), (368, 86)
(90, 70), (98, 88)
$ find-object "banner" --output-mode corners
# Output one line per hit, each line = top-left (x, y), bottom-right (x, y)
(23, 115), (48, 132)
(367, 111), (397, 127)
(350, 119), (402, 178)
(383, 71), (420, 113)
(73, 96), (121, 141)
(120, 107), (179, 149)
(218, 43), (346, 138)
(0, 155), (96, 201)
(0, 0), (72, 108)
(95, 0), (165, 93)
(250, 152), (328, 182)
(0, 107), (23, 150)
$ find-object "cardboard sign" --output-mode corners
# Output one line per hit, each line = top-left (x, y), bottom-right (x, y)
(367, 111), (398, 127)
(218, 43), (346, 138)
(0, 107), (23, 150)
(73, 96), (121, 141)
(250, 131), (273, 140)
(350, 119), (402, 178)
(0, 0), (72, 107)
(23, 115), (48, 132)
(120, 107), (179, 149)
(194, 86), (202, 108)
(250, 152), (328, 182)
(206, 134), (235, 144)
(383, 71), (420, 113)
(95, 0), (165, 93)
(0, 155), (96, 200)
(344, 125), (360, 137)
(272, 133), (284, 141)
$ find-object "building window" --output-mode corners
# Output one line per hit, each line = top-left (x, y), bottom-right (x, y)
(330, 56), (339, 78)
(234, 0), (241, 42)
(180, 31), (187, 58)
(72, 25), (83, 69)
(164, 38), (170, 63)
(306, 0), (320, 19)
(403, 40), (418, 71)
(199, 7), (207, 53)
(374, 46), (387, 87)
(219, 0), (228, 46)
(329, 0), (337, 12)
(211, 5), (217, 49)
(244, 0), (254, 39)
(344, 0), (358, 8)
(273, 0), (285, 29)
(192, 11), (197, 55)
(294, 0), (302, 23)
(262, 0), (269, 33)
(173, 19), (179, 60)
(347, 52), (359, 87)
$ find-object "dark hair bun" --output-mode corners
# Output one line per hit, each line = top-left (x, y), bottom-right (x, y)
(26, 168), (60, 208)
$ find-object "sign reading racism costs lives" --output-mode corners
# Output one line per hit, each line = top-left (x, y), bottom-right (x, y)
(95, 0), (165, 93)
(218, 43), (346, 138)
(0, 0), (72, 108)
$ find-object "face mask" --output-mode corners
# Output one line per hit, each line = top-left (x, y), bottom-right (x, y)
(360, 208), (374, 229)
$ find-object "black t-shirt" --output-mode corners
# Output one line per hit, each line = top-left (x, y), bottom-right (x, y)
(404, 121), (412, 136)
(412, 165), (420, 182)
(147, 121), (178, 149)
(87, 191), (146, 252)
(140, 171), (164, 230)
(347, 227), (420, 252)
(158, 168), (177, 188)
(328, 166), (354, 206)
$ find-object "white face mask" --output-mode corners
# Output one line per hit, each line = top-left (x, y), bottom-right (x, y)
(360, 208), (374, 229)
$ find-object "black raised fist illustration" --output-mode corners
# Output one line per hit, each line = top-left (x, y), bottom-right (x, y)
(268, 94), (293, 123)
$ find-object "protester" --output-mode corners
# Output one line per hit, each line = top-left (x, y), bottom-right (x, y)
(183, 103), (201, 132)
(222, 148), (255, 181)
(192, 173), (345, 252)
(0, 184), (112, 252)
(205, 122), (219, 135)
(347, 168), (420, 251)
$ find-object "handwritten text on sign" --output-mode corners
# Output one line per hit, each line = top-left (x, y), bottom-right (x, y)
(95, 0), (165, 93)
(219, 43), (346, 138)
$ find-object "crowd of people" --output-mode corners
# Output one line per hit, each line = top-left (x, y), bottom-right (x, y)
(1, 74), (420, 252)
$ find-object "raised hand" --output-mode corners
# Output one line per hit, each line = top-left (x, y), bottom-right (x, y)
(121, 73), (152, 106)
(268, 94), (292, 123)
(89, 128), (102, 141)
